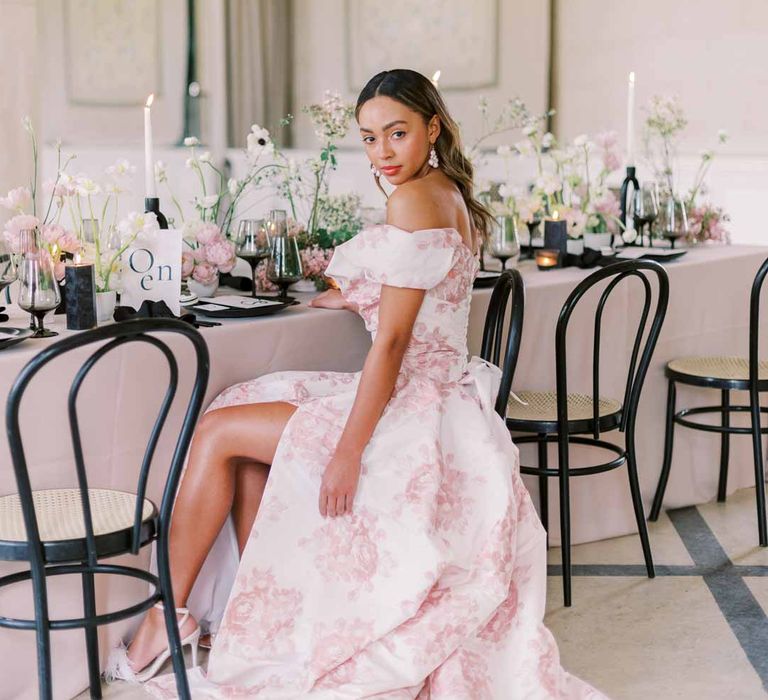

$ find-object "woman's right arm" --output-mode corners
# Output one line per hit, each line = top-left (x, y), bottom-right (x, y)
(309, 288), (358, 313)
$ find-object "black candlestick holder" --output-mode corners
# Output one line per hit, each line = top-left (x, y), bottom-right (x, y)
(619, 166), (640, 247)
(144, 197), (169, 229)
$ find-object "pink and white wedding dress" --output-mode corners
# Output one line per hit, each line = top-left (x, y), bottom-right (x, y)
(148, 225), (606, 698)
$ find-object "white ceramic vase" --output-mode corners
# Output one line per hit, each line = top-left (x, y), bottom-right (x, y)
(566, 238), (584, 256)
(95, 290), (117, 323)
(583, 232), (612, 250)
(188, 276), (220, 299)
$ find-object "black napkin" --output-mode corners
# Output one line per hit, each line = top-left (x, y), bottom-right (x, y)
(113, 299), (210, 328)
(0, 306), (8, 324)
(219, 272), (253, 292)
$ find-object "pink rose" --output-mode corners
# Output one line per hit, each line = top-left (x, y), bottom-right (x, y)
(196, 223), (221, 245)
(181, 251), (195, 278)
(203, 239), (236, 273)
(192, 261), (218, 285)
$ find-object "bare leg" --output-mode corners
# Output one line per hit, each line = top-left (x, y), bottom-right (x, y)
(126, 400), (296, 672)
(232, 460), (271, 556)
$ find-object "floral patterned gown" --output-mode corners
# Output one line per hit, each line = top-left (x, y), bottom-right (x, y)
(148, 225), (606, 699)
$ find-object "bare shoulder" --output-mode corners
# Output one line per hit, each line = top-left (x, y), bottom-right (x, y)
(386, 177), (454, 233)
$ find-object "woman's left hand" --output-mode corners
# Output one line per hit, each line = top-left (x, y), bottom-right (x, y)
(319, 449), (361, 518)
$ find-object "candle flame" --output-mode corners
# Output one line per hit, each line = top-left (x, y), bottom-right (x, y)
(146, 93), (154, 108)
(629, 71), (635, 83)
(50, 243), (59, 258)
(552, 210), (560, 220)
(73, 250), (82, 264)
(431, 70), (441, 87)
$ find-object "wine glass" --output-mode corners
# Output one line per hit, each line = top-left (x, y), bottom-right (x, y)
(0, 236), (18, 304)
(634, 182), (659, 247)
(658, 195), (689, 250)
(266, 210), (303, 300)
(489, 216), (520, 270)
(17, 245), (60, 338)
(237, 219), (271, 298)
(522, 216), (542, 260)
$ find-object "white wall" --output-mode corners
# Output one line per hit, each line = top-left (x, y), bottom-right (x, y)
(0, 0), (38, 222)
(292, 0), (550, 149)
(554, 0), (768, 244)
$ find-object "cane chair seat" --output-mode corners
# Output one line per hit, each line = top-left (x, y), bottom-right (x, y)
(0, 488), (156, 561)
(506, 390), (622, 432)
(667, 356), (768, 389)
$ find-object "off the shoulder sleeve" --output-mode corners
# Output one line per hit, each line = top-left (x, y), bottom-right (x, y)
(325, 224), (457, 293)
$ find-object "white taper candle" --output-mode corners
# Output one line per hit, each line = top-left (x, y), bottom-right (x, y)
(144, 94), (156, 197)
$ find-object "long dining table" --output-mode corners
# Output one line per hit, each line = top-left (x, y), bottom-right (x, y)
(1, 243), (767, 697)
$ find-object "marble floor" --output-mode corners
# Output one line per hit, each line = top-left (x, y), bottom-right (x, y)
(78, 486), (768, 699)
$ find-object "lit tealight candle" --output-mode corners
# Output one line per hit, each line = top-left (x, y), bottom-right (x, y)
(536, 248), (560, 270)
(64, 254), (97, 330)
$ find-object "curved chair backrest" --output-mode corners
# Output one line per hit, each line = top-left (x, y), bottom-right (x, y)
(749, 256), (768, 397)
(555, 259), (669, 439)
(480, 269), (526, 417)
(5, 319), (210, 569)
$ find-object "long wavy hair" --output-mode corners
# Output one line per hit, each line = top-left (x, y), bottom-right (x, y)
(355, 69), (492, 245)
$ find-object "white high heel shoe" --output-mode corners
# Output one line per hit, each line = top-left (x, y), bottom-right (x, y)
(104, 602), (201, 684)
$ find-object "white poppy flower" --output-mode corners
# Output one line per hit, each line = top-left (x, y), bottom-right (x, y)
(183, 136), (200, 147)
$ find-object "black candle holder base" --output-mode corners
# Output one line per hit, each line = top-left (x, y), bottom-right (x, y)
(145, 197), (169, 229)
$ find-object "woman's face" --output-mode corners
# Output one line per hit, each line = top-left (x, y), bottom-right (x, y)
(357, 95), (439, 186)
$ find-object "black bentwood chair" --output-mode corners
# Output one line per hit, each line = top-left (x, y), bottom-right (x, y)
(479, 269), (526, 417)
(505, 260), (669, 607)
(0, 319), (209, 700)
(650, 256), (768, 546)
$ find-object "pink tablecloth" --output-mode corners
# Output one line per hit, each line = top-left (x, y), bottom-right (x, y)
(1, 244), (767, 696)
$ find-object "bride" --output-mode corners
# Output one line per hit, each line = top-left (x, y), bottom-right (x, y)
(112, 68), (605, 698)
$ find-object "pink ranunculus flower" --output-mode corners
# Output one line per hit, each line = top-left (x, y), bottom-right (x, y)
(204, 238), (236, 273)
(181, 251), (195, 278)
(0, 186), (32, 212)
(196, 223), (221, 245)
(192, 261), (218, 285)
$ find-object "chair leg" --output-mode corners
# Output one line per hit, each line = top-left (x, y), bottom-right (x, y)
(626, 436), (656, 578)
(81, 569), (102, 699)
(156, 537), (191, 700)
(30, 563), (53, 700)
(650, 380), (676, 521)
(557, 436), (572, 607)
(717, 389), (731, 502)
(538, 435), (549, 549)
(750, 389), (768, 546)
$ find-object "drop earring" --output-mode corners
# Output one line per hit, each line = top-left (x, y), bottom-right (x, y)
(370, 163), (381, 177)
(428, 145), (439, 168)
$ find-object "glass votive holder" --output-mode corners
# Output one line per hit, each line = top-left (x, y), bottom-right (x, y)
(535, 248), (560, 270)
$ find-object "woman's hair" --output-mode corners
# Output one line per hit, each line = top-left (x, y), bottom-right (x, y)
(355, 69), (493, 244)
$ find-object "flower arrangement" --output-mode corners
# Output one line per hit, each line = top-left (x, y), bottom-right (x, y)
(248, 92), (361, 292)
(271, 91), (357, 239)
(0, 118), (139, 290)
(156, 128), (281, 237)
(643, 95), (730, 244)
(477, 99), (624, 239)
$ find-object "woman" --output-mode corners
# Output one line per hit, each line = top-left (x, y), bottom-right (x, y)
(113, 69), (605, 698)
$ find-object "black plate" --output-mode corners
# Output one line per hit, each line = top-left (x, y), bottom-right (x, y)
(192, 296), (296, 318)
(0, 326), (35, 351)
